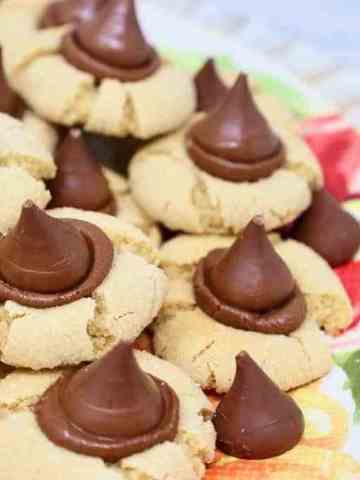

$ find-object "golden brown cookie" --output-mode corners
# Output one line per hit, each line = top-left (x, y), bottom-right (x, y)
(129, 90), (322, 235)
(151, 234), (348, 393)
(0, 0), (195, 139)
(0, 208), (167, 370)
(0, 351), (215, 480)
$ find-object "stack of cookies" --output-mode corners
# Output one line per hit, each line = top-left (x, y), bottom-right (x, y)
(0, 1), (359, 478)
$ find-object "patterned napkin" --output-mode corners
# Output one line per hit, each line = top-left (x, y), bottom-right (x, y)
(166, 49), (360, 479)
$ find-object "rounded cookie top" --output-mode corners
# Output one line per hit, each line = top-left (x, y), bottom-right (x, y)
(0, 0), (195, 139)
(0, 350), (215, 480)
(0, 112), (55, 179)
(0, 207), (168, 370)
(129, 78), (322, 235)
(151, 232), (354, 392)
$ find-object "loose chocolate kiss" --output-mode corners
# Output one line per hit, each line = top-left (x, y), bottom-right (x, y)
(0, 48), (23, 117)
(213, 352), (304, 459)
(48, 129), (116, 214)
(62, 0), (160, 81)
(291, 189), (360, 267)
(36, 342), (179, 462)
(0, 201), (113, 308)
(187, 74), (285, 182)
(41, 0), (102, 28)
(194, 58), (229, 113)
(194, 217), (307, 334)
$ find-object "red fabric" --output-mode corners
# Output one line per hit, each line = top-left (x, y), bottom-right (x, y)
(302, 115), (360, 201)
(335, 261), (360, 331)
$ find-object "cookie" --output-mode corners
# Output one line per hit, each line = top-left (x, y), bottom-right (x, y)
(0, 0), (195, 139)
(152, 233), (347, 392)
(0, 207), (167, 370)
(129, 77), (322, 235)
(160, 234), (351, 335)
(0, 112), (55, 179)
(0, 350), (215, 480)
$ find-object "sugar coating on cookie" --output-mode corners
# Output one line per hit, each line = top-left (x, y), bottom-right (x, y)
(0, 351), (215, 480)
(151, 234), (351, 392)
(0, 0), (196, 139)
(0, 209), (168, 370)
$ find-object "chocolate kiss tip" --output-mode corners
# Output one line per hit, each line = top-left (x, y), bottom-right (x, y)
(60, 341), (164, 437)
(207, 219), (295, 311)
(62, 0), (160, 80)
(213, 352), (304, 459)
(0, 202), (90, 293)
(48, 128), (112, 211)
(41, 0), (100, 28)
(292, 189), (360, 267)
(188, 72), (282, 179)
(195, 58), (229, 113)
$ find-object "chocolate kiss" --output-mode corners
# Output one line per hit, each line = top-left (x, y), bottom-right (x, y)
(213, 352), (304, 459)
(0, 48), (22, 116)
(292, 189), (360, 267)
(76, 0), (154, 69)
(0, 202), (90, 293)
(194, 58), (229, 113)
(41, 0), (101, 28)
(190, 74), (281, 162)
(207, 218), (295, 311)
(48, 129), (113, 212)
(63, 342), (163, 437)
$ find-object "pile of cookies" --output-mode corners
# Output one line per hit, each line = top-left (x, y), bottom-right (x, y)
(0, 1), (359, 478)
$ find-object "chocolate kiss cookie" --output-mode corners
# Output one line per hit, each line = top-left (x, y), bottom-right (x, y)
(41, 0), (102, 28)
(194, 218), (307, 334)
(213, 352), (304, 459)
(0, 201), (113, 308)
(194, 58), (229, 113)
(48, 129), (116, 214)
(62, 0), (160, 81)
(0, 48), (23, 117)
(291, 189), (360, 267)
(36, 342), (179, 462)
(187, 74), (285, 182)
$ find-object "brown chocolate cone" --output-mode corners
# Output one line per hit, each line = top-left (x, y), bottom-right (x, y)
(41, 0), (101, 28)
(0, 48), (23, 116)
(214, 352), (304, 459)
(190, 74), (280, 162)
(48, 129), (113, 212)
(207, 218), (295, 311)
(36, 342), (179, 461)
(63, 342), (163, 437)
(195, 58), (229, 113)
(292, 189), (360, 267)
(76, 0), (152, 68)
(0, 202), (90, 293)
(62, 0), (160, 80)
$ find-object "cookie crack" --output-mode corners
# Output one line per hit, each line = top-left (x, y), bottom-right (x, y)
(293, 335), (313, 377)
(192, 341), (216, 364)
